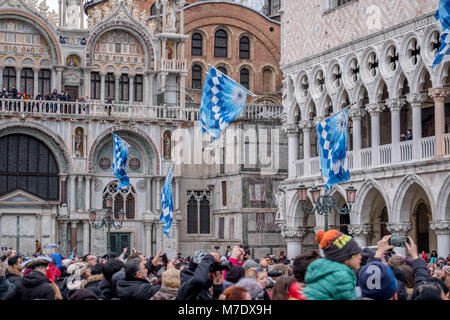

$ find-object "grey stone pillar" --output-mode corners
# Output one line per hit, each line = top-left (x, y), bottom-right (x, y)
(85, 175), (91, 212)
(0, 67), (3, 90)
(77, 175), (84, 212)
(281, 228), (307, 260)
(348, 224), (371, 247)
(59, 221), (68, 256)
(69, 175), (76, 212)
(16, 67), (22, 93)
(83, 221), (90, 255)
(284, 124), (299, 178)
(156, 178), (161, 211)
(100, 72), (106, 103)
(349, 107), (362, 169)
(430, 221), (450, 258)
(428, 88), (450, 158)
(386, 99), (402, 163)
(129, 74), (135, 105)
(114, 73), (120, 103)
(33, 68), (39, 97)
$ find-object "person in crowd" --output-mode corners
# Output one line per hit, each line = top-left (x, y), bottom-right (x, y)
(292, 250), (320, 295)
(5, 255), (23, 287)
(77, 96), (85, 114)
(106, 96), (113, 115)
(4, 257), (61, 300)
(65, 262), (90, 299)
(34, 240), (43, 256)
(150, 267), (180, 300)
(223, 246), (245, 280)
(303, 229), (362, 300)
(116, 258), (160, 300)
(84, 96), (90, 114)
(222, 265), (245, 290)
(0, 265), (13, 300)
(271, 276), (296, 300)
(99, 258), (124, 300)
(358, 260), (398, 300)
(219, 286), (251, 300)
(235, 277), (265, 300)
(11, 86), (17, 99)
(82, 254), (98, 270)
(278, 251), (287, 261)
(430, 250), (438, 264)
(82, 263), (104, 298)
(68, 288), (99, 300)
(254, 268), (270, 300)
(176, 251), (224, 300)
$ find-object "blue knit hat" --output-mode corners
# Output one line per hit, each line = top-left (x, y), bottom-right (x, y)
(358, 260), (398, 300)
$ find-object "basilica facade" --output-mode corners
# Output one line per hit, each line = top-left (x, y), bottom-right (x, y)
(0, 0), (286, 258)
(279, 0), (450, 258)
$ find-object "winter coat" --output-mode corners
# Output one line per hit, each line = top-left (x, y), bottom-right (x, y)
(150, 285), (178, 300)
(4, 270), (57, 300)
(99, 278), (116, 300)
(176, 254), (223, 300)
(0, 277), (13, 300)
(82, 274), (104, 298)
(411, 258), (430, 287)
(116, 278), (160, 300)
(304, 258), (357, 300)
(5, 266), (22, 286)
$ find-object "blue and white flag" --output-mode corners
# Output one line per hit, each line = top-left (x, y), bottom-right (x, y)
(199, 66), (249, 140)
(160, 162), (174, 238)
(317, 108), (350, 190)
(112, 133), (131, 190)
(433, 0), (450, 67)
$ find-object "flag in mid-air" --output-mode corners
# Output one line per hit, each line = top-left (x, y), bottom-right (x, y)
(199, 66), (249, 140)
(160, 162), (174, 238)
(316, 108), (350, 190)
(433, 0), (450, 67)
(112, 133), (131, 190)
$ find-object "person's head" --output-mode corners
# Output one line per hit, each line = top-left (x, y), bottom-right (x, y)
(162, 268), (180, 289)
(358, 261), (398, 300)
(428, 277), (449, 300)
(91, 263), (104, 276)
(442, 265), (450, 280)
(126, 252), (144, 262)
(316, 229), (362, 270)
(23, 257), (52, 275)
(83, 254), (98, 267)
(271, 276), (296, 300)
(407, 128), (411, 134)
(225, 265), (245, 284)
(269, 263), (289, 281)
(431, 250), (438, 257)
(8, 255), (23, 271)
(255, 268), (268, 289)
(235, 278), (264, 300)
(293, 250), (320, 283)
(242, 259), (260, 271)
(245, 267), (257, 279)
(125, 258), (147, 280)
(219, 286), (251, 300)
(103, 258), (124, 281)
(397, 264), (414, 288)
(413, 281), (445, 300)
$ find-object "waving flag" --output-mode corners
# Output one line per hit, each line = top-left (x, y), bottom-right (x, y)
(199, 66), (250, 140)
(112, 133), (131, 190)
(160, 162), (174, 238)
(433, 0), (450, 67)
(317, 108), (350, 190)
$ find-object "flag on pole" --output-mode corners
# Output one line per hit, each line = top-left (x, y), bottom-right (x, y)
(433, 0), (450, 67)
(69, 247), (75, 260)
(160, 162), (174, 238)
(316, 108), (350, 190)
(199, 66), (251, 141)
(112, 133), (131, 190)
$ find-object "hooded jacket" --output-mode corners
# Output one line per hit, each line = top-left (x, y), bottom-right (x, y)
(99, 277), (116, 300)
(304, 258), (357, 300)
(116, 277), (160, 300)
(5, 266), (22, 286)
(4, 270), (57, 300)
(0, 277), (13, 300)
(82, 274), (104, 298)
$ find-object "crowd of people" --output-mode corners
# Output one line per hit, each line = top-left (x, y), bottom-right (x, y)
(0, 86), (91, 114)
(0, 230), (449, 301)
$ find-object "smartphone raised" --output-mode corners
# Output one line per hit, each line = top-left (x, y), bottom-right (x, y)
(160, 253), (169, 265)
(389, 236), (408, 247)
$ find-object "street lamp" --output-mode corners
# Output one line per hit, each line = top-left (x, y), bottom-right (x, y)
(89, 196), (124, 255)
(297, 184), (357, 231)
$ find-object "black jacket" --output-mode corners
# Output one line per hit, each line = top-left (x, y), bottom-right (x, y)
(5, 267), (22, 286)
(83, 274), (104, 298)
(99, 278), (117, 300)
(411, 258), (430, 287)
(4, 271), (56, 300)
(0, 277), (13, 300)
(50, 92), (59, 101)
(176, 254), (223, 300)
(116, 278), (160, 300)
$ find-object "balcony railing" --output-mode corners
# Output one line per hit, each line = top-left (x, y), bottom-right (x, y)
(158, 59), (186, 72)
(0, 98), (281, 122)
(293, 134), (450, 178)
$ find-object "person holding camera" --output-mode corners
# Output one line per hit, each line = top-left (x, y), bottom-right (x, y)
(176, 251), (226, 300)
(223, 245), (245, 280)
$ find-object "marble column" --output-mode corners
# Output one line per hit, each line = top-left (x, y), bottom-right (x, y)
(16, 67), (22, 93)
(386, 99), (402, 163)
(156, 178), (161, 211)
(83, 221), (90, 255)
(56, 67), (63, 92)
(300, 120), (312, 176)
(36, 213), (41, 241)
(59, 221), (68, 256)
(386, 222), (411, 256)
(114, 73), (120, 103)
(148, 72), (154, 106)
(84, 69), (91, 99)
(174, 178), (180, 212)
(100, 72), (106, 103)
(69, 175), (76, 212)
(0, 67), (3, 90)
(129, 74), (135, 105)
(60, 175), (67, 205)
(144, 222), (152, 258)
(281, 228), (307, 260)
(147, 177), (153, 212)
(366, 103), (385, 165)
(350, 107), (362, 168)
(284, 124), (299, 178)
(70, 221), (78, 254)
(407, 93), (427, 159)
(348, 224), (371, 247)
(51, 68), (57, 90)
(85, 175), (91, 212)
(428, 88), (449, 158)
(180, 74), (186, 108)
(77, 175), (83, 212)
(430, 221), (450, 258)
(33, 68), (39, 97)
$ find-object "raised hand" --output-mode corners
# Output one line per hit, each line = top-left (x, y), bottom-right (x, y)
(405, 236), (418, 260)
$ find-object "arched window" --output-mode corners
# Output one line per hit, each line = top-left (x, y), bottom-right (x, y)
(119, 74), (129, 101)
(105, 73), (115, 101)
(214, 29), (227, 58)
(191, 33), (203, 56)
(134, 75), (143, 102)
(240, 68), (250, 89)
(90, 72), (101, 99)
(3, 67), (16, 91)
(192, 65), (202, 89)
(38, 69), (51, 95)
(239, 36), (250, 59)
(186, 191), (211, 234)
(0, 134), (59, 200)
(103, 181), (136, 220)
(150, 4), (156, 16)
(217, 66), (227, 75)
(262, 68), (272, 93)
(20, 68), (34, 95)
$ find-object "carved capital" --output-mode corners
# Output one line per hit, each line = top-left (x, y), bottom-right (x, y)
(282, 124), (299, 135)
(349, 107), (363, 120)
(385, 98), (404, 112)
(429, 221), (450, 235)
(386, 223), (411, 236)
(348, 224), (371, 236)
(313, 117), (325, 126)
(406, 93), (428, 105)
(298, 120), (313, 130)
(428, 87), (450, 100)
(365, 103), (385, 115)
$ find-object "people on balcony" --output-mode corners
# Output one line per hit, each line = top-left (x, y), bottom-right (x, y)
(401, 129), (413, 141)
